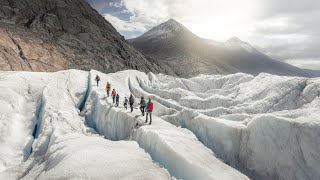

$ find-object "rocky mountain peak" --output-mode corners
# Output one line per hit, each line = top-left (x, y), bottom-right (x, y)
(165, 18), (184, 28)
(224, 37), (256, 53)
(138, 18), (189, 40)
(226, 37), (243, 43)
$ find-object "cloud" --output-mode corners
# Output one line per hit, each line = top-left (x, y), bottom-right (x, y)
(253, 16), (300, 35)
(100, 0), (260, 40)
(253, 34), (320, 68)
(87, 0), (115, 12)
(122, 0), (171, 24)
(97, 0), (174, 38)
(285, 59), (320, 70)
(256, 0), (320, 19)
(104, 14), (146, 32)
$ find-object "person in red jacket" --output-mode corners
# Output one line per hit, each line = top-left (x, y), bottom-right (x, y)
(111, 89), (116, 104)
(145, 98), (153, 125)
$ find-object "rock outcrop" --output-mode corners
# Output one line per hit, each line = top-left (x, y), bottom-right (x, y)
(0, 0), (163, 73)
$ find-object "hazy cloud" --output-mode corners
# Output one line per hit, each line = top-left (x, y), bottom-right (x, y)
(104, 14), (147, 32)
(256, 0), (320, 18)
(286, 59), (320, 70)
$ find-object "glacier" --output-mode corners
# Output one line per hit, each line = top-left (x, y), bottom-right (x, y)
(0, 69), (319, 180)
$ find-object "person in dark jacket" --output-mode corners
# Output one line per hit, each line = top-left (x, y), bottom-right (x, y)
(95, 75), (100, 86)
(129, 94), (135, 112)
(115, 94), (120, 107)
(145, 98), (153, 125)
(139, 97), (146, 116)
(124, 97), (128, 110)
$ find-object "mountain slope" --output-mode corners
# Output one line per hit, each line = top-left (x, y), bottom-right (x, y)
(129, 19), (314, 78)
(0, 0), (164, 74)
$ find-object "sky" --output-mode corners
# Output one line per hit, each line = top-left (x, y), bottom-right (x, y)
(87, 0), (320, 70)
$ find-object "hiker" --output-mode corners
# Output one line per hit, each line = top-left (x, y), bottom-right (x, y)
(116, 94), (120, 107)
(139, 96), (146, 116)
(124, 97), (128, 110)
(95, 75), (100, 86)
(111, 89), (116, 104)
(145, 98), (153, 125)
(106, 82), (111, 97)
(129, 94), (135, 112)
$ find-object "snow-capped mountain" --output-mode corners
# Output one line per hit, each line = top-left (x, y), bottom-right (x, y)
(129, 19), (316, 78)
(223, 37), (257, 53)
(1, 69), (319, 180)
(138, 18), (190, 40)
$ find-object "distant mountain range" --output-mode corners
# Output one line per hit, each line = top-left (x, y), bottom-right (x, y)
(129, 19), (318, 77)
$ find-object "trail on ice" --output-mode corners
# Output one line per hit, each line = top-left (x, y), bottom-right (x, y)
(84, 70), (249, 180)
(0, 70), (172, 180)
(85, 70), (320, 180)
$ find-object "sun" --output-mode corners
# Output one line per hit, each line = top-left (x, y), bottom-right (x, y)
(183, 0), (257, 41)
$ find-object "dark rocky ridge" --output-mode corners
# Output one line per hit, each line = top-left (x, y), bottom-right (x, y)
(0, 0), (165, 74)
(129, 19), (317, 78)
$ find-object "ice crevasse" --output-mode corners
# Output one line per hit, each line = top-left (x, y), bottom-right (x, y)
(0, 70), (171, 180)
(0, 69), (319, 180)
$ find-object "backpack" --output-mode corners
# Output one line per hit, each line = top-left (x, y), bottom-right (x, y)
(147, 102), (153, 111)
(140, 99), (146, 107)
(129, 96), (135, 104)
(112, 91), (116, 96)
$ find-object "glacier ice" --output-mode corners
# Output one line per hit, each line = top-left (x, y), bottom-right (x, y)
(0, 69), (319, 180)
(147, 72), (320, 180)
(0, 70), (171, 180)
(84, 70), (248, 180)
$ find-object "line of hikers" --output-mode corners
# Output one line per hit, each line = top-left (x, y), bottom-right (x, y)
(96, 74), (153, 125)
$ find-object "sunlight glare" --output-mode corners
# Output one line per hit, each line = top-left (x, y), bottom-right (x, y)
(183, 0), (257, 41)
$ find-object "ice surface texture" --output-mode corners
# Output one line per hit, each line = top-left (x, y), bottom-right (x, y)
(0, 69), (319, 180)
(0, 70), (171, 180)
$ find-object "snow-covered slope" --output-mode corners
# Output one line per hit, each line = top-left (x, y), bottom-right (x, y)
(0, 69), (319, 180)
